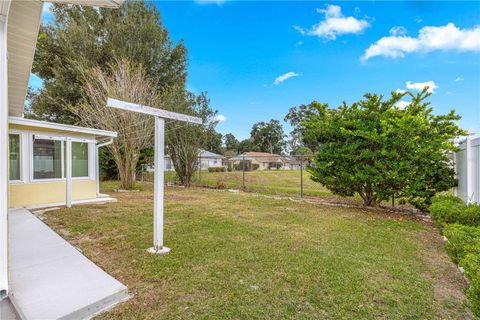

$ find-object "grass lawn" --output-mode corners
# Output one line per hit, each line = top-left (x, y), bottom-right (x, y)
(168, 170), (334, 198)
(43, 182), (471, 319)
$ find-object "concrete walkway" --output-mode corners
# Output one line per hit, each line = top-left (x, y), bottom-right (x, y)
(9, 209), (129, 320)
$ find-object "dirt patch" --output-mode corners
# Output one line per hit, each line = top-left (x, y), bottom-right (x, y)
(416, 225), (473, 319)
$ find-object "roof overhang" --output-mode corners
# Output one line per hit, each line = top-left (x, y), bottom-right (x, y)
(6, 0), (124, 117)
(9, 116), (117, 138)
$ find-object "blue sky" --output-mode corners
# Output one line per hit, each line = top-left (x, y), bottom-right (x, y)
(35, 1), (480, 140)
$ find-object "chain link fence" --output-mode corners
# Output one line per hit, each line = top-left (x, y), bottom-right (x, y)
(139, 154), (331, 199)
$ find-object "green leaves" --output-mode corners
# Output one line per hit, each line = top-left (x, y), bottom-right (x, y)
(300, 90), (465, 209)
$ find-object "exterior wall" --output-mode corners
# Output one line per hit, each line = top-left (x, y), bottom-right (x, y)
(9, 180), (96, 208)
(455, 136), (480, 203)
(8, 123), (100, 208)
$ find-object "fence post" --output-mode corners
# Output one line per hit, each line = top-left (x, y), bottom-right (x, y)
(300, 157), (304, 198)
(242, 155), (245, 189)
(466, 130), (475, 203)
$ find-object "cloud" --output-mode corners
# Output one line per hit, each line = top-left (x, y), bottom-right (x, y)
(395, 100), (411, 110)
(294, 4), (370, 40)
(42, 2), (53, 14)
(395, 88), (407, 94)
(362, 23), (480, 60)
(213, 114), (226, 123)
(274, 72), (301, 85)
(389, 26), (408, 36)
(406, 80), (438, 93)
(454, 76), (464, 82)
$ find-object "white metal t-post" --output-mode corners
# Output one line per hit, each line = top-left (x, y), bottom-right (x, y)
(107, 98), (202, 255)
(152, 117), (166, 253)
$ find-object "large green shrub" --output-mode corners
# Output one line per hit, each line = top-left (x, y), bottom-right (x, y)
(208, 166), (226, 173)
(430, 195), (480, 227)
(289, 90), (464, 209)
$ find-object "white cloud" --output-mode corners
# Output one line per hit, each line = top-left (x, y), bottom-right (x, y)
(274, 72), (301, 85)
(395, 100), (411, 109)
(395, 88), (407, 94)
(389, 26), (408, 36)
(213, 114), (226, 123)
(454, 76), (464, 82)
(406, 80), (438, 93)
(294, 4), (370, 40)
(362, 23), (480, 60)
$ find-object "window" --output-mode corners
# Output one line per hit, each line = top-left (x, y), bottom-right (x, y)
(9, 134), (20, 181)
(33, 139), (63, 179)
(72, 142), (88, 177)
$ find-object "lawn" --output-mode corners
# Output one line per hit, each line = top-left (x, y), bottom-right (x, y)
(165, 170), (334, 198)
(43, 182), (472, 319)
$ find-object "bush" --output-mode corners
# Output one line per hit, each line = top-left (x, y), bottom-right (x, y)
(462, 251), (480, 316)
(208, 166), (226, 172)
(430, 196), (480, 317)
(430, 195), (480, 227)
(443, 224), (480, 264)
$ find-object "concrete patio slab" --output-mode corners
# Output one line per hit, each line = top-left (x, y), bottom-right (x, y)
(9, 209), (129, 320)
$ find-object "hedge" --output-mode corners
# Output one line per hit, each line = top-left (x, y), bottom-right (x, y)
(430, 195), (480, 317)
(430, 195), (480, 227)
(443, 224), (480, 264)
(208, 166), (226, 172)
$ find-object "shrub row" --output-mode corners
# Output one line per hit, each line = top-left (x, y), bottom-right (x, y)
(430, 196), (480, 316)
(207, 166), (226, 172)
(430, 195), (480, 226)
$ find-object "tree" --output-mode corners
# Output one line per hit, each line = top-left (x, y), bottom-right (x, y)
(301, 89), (465, 210)
(162, 86), (218, 187)
(250, 119), (286, 154)
(223, 133), (239, 152)
(285, 102), (326, 153)
(30, 0), (187, 124)
(203, 129), (223, 154)
(238, 138), (254, 154)
(74, 59), (158, 189)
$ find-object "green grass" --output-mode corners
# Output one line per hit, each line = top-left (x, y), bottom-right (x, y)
(165, 170), (335, 198)
(43, 182), (472, 319)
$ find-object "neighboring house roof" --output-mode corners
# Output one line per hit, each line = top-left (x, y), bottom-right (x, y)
(199, 150), (225, 159)
(240, 152), (289, 163)
(165, 149), (225, 159)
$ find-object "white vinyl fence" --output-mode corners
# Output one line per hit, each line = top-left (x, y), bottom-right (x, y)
(454, 134), (480, 204)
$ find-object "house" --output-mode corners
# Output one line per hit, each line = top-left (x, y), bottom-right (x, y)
(0, 1), (130, 319)
(228, 152), (305, 170)
(162, 149), (225, 171)
(8, 116), (117, 209)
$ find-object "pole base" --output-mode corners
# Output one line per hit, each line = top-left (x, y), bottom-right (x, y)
(147, 246), (171, 255)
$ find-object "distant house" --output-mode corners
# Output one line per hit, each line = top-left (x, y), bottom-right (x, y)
(161, 149), (225, 171)
(228, 152), (304, 170)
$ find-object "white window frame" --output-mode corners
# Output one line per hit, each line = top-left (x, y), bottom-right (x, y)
(30, 133), (95, 183)
(8, 131), (22, 183)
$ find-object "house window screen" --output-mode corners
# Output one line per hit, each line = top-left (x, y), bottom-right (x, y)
(72, 142), (88, 177)
(33, 139), (62, 179)
(9, 134), (20, 180)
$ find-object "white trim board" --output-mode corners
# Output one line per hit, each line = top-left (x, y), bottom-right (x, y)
(9, 117), (117, 138)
